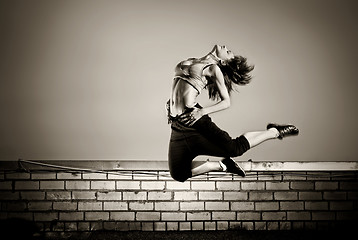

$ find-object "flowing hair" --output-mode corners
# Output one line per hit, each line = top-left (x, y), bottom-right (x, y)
(207, 55), (254, 100)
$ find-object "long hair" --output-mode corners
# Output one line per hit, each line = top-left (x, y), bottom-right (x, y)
(207, 55), (254, 100)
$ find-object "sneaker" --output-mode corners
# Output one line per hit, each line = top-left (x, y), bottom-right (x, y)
(221, 158), (246, 177)
(267, 123), (299, 140)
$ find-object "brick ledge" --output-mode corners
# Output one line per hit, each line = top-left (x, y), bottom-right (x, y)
(0, 159), (357, 171)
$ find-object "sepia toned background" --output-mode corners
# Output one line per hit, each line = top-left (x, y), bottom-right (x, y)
(0, 0), (357, 161)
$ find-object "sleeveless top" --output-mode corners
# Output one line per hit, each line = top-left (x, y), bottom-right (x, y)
(174, 58), (214, 94)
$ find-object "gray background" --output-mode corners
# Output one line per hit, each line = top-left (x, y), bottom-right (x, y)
(1, 0), (357, 161)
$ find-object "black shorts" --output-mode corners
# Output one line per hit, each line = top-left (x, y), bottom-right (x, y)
(168, 110), (250, 182)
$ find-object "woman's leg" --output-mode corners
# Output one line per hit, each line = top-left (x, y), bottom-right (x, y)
(191, 160), (223, 177)
(243, 128), (279, 148)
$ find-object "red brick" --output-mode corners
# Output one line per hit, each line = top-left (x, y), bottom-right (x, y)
(266, 182), (290, 190)
(161, 212), (185, 221)
(78, 202), (102, 211)
(0, 192), (20, 200)
(205, 221), (216, 230)
(142, 222), (154, 231)
(336, 211), (358, 220)
(279, 221), (291, 230)
(91, 181), (115, 190)
(224, 192), (248, 200)
(65, 222), (77, 231)
(83, 173), (107, 179)
(104, 202), (128, 210)
(59, 212), (84, 221)
(340, 182), (358, 190)
(174, 191), (197, 201)
(216, 181), (240, 190)
(217, 221), (229, 230)
(255, 221), (267, 230)
(312, 212), (335, 221)
(262, 212), (286, 220)
(123, 192), (147, 201)
(299, 191), (322, 200)
(148, 191), (172, 201)
(4, 201), (27, 211)
(57, 172), (81, 179)
(212, 212), (236, 220)
(199, 191), (222, 200)
(330, 201), (354, 210)
(280, 201), (304, 210)
(110, 212), (135, 221)
(7, 212), (33, 221)
(166, 181), (190, 190)
(267, 222), (279, 230)
(315, 182), (339, 190)
(34, 212), (58, 221)
(179, 222), (191, 231)
(0, 181), (12, 190)
(21, 191), (45, 200)
(141, 181), (165, 190)
(191, 181), (215, 190)
(167, 222), (179, 231)
(180, 202), (204, 211)
(66, 181), (90, 189)
(116, 181), (140, 190)
(290, 182), (314, 190)
(287, 211), (311, 220)
(136, 212), (160, 221)
(31, 173), (57, 180)
(249, 192), (273, 200)
(187, 212), (211, 221)
(46, 191), (71, 200)
(192, 222), (204, 231)
(154, 222), (166, 231)
(129, 202), (153, 211)
(53, 202), (77, 211)
(231, 201), (254, 211)
(85, 212), (109, 221)
(323, 192), (346, 200)
(6, 173), (30, 179)
(241, 222), (254, 230)
(274, 192), (298, 200)
(155, 202), (179, 211)
(15, 181), (39, 190)
(205, 202), (229, 211)
(73, 191), (97, 200)
(40, 181), (64, 190)
(305, 201), (329, 210)
(241, 182), (265, 190)
(255, 202), (279, 211)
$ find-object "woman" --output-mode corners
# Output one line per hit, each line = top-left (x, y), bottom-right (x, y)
(167, 44), (299, 182)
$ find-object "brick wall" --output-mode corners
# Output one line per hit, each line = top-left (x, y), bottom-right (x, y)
(0, 161), (358, 236)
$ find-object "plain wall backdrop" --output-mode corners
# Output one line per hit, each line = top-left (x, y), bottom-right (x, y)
(1, 0), (357, 161)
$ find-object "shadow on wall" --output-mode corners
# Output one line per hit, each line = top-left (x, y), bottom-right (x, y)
(0, 218), (40, 240)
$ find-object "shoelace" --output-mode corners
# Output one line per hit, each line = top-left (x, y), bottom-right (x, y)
(280, 126), (298, 137)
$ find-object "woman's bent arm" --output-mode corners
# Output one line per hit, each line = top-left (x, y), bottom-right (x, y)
(201, 65), (231, 115)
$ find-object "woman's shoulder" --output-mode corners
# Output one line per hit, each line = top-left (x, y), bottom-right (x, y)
(203, 64), (222, 78)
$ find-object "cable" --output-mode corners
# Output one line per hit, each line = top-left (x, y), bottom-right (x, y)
(15, 159), (357, 180)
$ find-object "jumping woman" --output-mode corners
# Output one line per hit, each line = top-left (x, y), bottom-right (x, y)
(167, 44), (299, 182)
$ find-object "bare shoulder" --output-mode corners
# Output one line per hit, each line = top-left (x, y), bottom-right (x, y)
(203, 64), (224, 81)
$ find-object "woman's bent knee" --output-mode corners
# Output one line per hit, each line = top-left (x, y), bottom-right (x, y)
(170, 171), (191, 182)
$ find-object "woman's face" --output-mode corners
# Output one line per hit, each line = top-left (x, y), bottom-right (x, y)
(214, 45), (235, 61)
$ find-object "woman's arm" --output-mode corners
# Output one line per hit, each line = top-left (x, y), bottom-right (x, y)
(180, 65), (231, 126)
(201, 65), (231, 115)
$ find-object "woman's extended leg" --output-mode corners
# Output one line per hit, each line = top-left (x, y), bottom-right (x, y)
(244, 124), (300, 148)
(243, 128), (279, 148)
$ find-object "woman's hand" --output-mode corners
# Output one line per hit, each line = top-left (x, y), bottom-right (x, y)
(179, 107), (203, 126)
